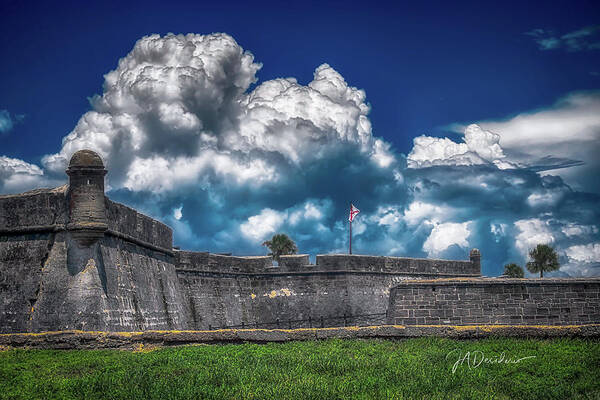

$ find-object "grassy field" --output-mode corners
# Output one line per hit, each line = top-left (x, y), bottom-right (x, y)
(1, 337), (599, 399)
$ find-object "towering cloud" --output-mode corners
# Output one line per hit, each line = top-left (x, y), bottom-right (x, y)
(0, 33), (598, 277)
(40, 33), (393, 194)
(32, 33), (402, 257)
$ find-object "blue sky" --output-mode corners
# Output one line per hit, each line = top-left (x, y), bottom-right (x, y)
(1, 0), (599, 276)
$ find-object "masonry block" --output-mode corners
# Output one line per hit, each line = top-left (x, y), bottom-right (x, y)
(387, 278), (600, 326)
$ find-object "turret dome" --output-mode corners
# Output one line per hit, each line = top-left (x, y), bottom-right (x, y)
(68, 150), (104, 169)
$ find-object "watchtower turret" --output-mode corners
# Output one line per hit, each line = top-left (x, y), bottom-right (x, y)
(470, 248), (481, 273)
(66, 150), (108, 245)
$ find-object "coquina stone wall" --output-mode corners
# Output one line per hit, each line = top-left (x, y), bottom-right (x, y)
(105, 200), (172, 251)
(175, 252), (481, 276)
(174, 251), (481, 329)
(387, 278), (600, 326)
(0, 186), (173, 252)
(13, 149), (599, 336)
(176, 270), (413, 329)
(175, 251), (272, 273)
(0, 230), (189, 333)
(0, 186), (68, 231)
(1, 187), (480, 333)
(316, 254), (480, 275)
(0, 233), (53, 333)
(0, 179), (187, 333)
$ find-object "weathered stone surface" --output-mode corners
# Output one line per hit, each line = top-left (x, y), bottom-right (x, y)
(68, 149), (104, 168)
(0, 231), (188, 333)
(316, 254), (479, 275)
(387, 278), (600, 326)
(0, 186), (68, 230)
(0, 233), (51, 332)
(97, 236), (189, 331)
(1, 324), (598, 349)
(2, 149), (598, 339)
(106, 200), (172, 251)
(176, 251), (272, 273)
(66, 150), (108, 245)
(279, 254), (310, 267)
(0, 150), (185, 333)
(177, 270), (411, 330)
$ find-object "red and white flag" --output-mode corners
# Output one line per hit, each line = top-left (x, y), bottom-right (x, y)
(349, 203), (360, 222)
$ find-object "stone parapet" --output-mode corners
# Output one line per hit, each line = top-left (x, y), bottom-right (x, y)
(0, 186), (68, 231)
(387, 277), (600, 326)
(175, 251), (272, 273)
(278, 254), (310, 268)
(316, 254), (480, 276)
(105, 200), (172, 251)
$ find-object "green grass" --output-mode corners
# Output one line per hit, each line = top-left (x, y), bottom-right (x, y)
(1, 338), (599, 400)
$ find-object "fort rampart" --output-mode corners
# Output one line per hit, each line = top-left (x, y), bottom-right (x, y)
(387, 278), (600, 326)
(0, 179), (480, 333)
(1, 149), (598, 337)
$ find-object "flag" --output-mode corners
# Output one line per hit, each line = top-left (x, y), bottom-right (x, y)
(349, 203), (360, 222)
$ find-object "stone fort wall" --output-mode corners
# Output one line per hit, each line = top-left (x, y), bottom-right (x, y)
(0, 186), (173, 251)
(105, 199), (173, 251)
(172, 251), (480, 329)
(2, 149), (598, 335)
(0, 182), (480, 333)
(174, 252), (480, 275)
(0, 222), (188, 333)
(0, 186), (68, 231)
(387, 278), (600, 326)
(0, 188), (481, 332)
(315, 254), (479, 275)
(0, 177), (186, 333)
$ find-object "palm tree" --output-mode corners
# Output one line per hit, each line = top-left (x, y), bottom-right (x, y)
(503, 263), (524, 278)
(262, 233), (298, 262)
(526, 244), (559, 278)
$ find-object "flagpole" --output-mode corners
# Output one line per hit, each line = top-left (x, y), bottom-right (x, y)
(349, 202), (352, 255)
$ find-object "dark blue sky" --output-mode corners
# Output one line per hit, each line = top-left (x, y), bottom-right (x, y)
(1, 1), (599, 277)
(2, 0), (599, 162)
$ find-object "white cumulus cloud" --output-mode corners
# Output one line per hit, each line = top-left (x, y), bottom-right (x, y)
(514, 218), (555, 257)
(288, 201), (325, 225)
(407, 124), (510, 169)
(240, 199), (332, 243)
(0, 156), (50, 193)
(240, 208), (287, 242)
(474, 91), (600, 192)
(423, 221), (471, 257)
(34, 33), (394, 195)
(403, 201), (454, 227)
(565, 243), (600, 263)
(173, 206), (183, 221)
(42, 33), (263, 189)
(561, 223), (598, 238)
(562, 243), (600, 277)
(526, 189), (564, 208)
